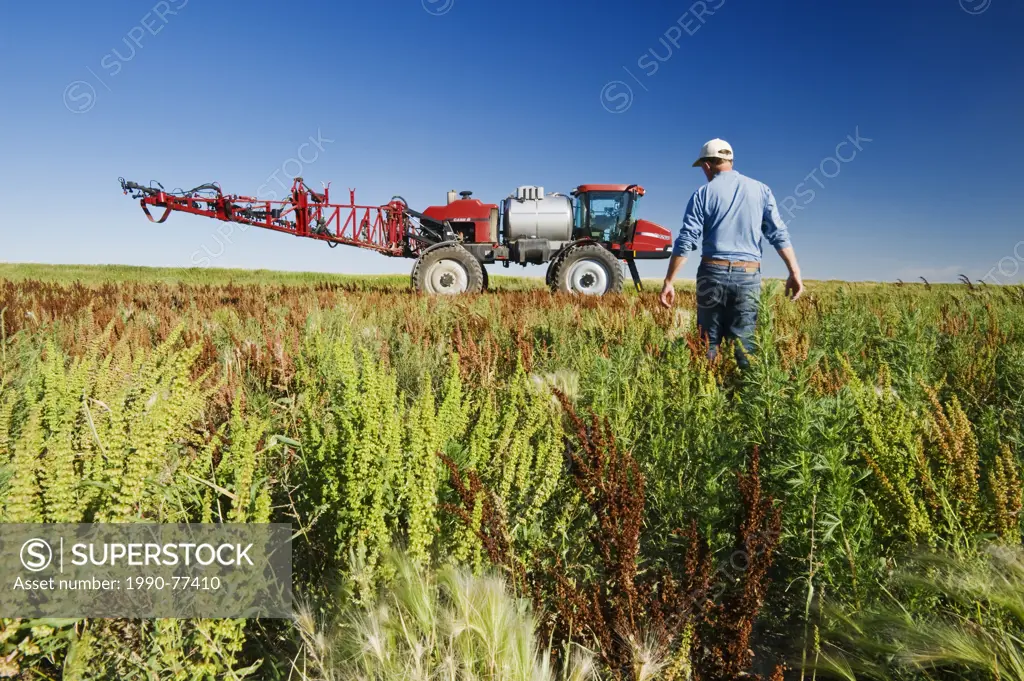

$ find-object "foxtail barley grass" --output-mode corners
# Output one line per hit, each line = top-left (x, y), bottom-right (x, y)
(292, 551), (598, 681)
(820, 545), (1024, 681)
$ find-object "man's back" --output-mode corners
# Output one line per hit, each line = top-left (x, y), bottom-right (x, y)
(673, 170), (790, 263)
(661, 140), (804, 353)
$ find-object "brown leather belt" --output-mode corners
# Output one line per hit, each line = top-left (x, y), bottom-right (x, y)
(701, 257), (760, 272)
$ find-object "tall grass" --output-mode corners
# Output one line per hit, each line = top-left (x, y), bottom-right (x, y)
(821, 545), (1024, 681)
(292, 551), (597, 681)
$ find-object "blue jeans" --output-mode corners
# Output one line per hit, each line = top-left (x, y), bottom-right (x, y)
(695, 262), (761, 368)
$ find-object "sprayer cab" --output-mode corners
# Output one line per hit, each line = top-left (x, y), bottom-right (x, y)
(571, 184), (644, 243)
(572, 184), (673, 257)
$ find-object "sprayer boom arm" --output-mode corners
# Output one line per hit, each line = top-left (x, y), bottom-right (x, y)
(119, 177), (417, 256)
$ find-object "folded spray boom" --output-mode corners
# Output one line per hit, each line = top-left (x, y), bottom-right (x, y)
(118, 177), (428, 256)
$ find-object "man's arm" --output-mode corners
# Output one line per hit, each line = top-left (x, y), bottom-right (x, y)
(762, 188), (804, 301)
(777, 246), (804, 300)
(664, 253), (689, 283)
(660, 192), (703, 307)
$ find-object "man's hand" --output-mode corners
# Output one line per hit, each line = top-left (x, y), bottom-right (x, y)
(785, 271), (805, 301)
(660, 280), (676, 308)
(660, 254), (687, 308)
(776, 247), (804, 301)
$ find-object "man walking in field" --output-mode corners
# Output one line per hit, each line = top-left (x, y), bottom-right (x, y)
(659, 139), (804, 368)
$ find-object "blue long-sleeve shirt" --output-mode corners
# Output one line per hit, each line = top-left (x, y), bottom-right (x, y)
(672, 170), (792, 262)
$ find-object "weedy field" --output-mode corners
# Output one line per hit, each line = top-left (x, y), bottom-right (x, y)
(2, 263), (1024, 681)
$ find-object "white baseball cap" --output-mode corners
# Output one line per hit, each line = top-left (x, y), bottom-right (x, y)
(692, 138), (734, 167)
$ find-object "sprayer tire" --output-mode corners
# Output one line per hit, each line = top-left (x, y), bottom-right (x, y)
(549, 244), (624, 296)
(411, 244), (485, 295)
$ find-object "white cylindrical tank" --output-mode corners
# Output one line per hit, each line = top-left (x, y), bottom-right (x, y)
(503, 186), (573, 241)
(447, 190), (458, 205)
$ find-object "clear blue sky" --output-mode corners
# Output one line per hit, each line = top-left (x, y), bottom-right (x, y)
(1, 0), (1022, 283)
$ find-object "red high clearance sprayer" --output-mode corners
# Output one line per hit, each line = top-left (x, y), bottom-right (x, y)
(120, 177), (673, 295)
